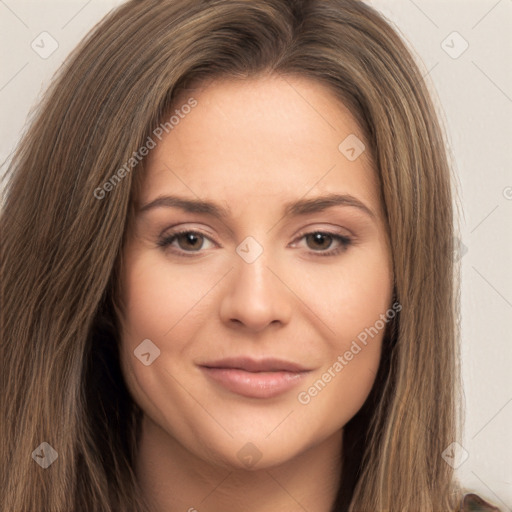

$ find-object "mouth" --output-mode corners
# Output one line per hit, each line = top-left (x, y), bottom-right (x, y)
(198, 357), (312, 399)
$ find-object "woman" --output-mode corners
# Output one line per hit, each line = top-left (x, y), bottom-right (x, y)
(0, 0), (502, 510)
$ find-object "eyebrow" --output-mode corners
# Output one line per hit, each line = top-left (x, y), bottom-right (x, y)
(138, 193), (376, 220)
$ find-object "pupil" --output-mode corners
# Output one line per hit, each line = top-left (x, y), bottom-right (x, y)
(309, 232), (331, 250)
(181, 233), (201, 250)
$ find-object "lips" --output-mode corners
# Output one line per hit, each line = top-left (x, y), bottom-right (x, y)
(198, 357), (312, 399)
(200, 357), (311, 373)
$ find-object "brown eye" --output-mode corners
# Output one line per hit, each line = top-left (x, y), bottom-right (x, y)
(158, 230), (215, 255)
(175, 232), (204, 251)
(305, 232), (335, 250)
(296, 231), (352, 256)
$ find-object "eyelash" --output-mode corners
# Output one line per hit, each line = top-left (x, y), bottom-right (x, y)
(157, 229), (353, 258)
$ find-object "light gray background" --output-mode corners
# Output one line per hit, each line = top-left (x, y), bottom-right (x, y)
(1, 0), (511, 508)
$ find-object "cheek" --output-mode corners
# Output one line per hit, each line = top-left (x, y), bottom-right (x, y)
(296, 346), (382, 443)
(292, 243), (392, 420)
(117, 251), (220, 442)
(119, 249), (223, 346)
(292, 242), (393, 341)
(295, 291), (391, 438)
(117, 249), (228, 411)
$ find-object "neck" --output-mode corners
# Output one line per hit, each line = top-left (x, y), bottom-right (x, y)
(135, 415), (343, 512)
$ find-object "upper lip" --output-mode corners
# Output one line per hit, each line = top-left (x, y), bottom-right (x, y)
(199, 357), (311, 373)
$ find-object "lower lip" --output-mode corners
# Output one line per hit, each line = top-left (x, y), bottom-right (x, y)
(200, 367), (310, 399)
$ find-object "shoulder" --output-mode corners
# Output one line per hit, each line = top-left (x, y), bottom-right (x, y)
(460, 493), (501, 511)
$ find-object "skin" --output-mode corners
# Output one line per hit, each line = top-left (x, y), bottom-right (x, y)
(118, 74), (394, 512)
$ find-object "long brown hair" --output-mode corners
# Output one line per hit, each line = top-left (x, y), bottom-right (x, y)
(1, 0), (464, 510)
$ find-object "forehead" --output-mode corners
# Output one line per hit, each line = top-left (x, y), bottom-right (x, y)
(139, 74), (382, 218)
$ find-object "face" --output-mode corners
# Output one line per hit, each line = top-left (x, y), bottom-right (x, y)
(118, 74), (394, 470)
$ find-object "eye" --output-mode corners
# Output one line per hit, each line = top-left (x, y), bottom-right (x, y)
(158, 229), (352, 257)
(295, 231), (352, 256)
(157, 230), (215, 255)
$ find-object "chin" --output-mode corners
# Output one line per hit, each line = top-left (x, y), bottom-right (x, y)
(189, 426), (320, 472)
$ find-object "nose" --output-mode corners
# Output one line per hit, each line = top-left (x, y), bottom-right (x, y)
(219, 246), (293, 332)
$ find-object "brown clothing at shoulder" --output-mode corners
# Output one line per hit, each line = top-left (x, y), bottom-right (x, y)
(461, 493), (501, 511)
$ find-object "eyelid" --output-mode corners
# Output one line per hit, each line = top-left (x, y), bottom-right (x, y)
(290, 224), (353, 243)
(158, 228), (218, 252)
(289, 230), (353, 256)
